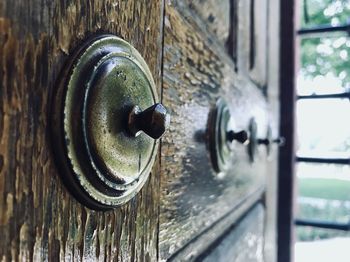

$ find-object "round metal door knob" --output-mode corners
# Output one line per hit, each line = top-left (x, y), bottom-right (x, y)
(257, 127), (285, 155)
(207, 98), (248, 173)
(248, 119), (284, 162)
(50, 35), (169, 210)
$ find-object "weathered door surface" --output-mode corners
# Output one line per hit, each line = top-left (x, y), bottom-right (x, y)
(0, 0), (279, 261)
(160, 1), (279, 260)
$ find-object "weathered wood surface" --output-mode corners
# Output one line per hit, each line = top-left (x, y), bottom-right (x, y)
(248, 0), (268, 87)
(233, 0), (268, 88)
(160, 1), (271, 259)
(183, 0), (268, 87)
(201, 204), (264, 262)
(0, 0), (278, 260)
(167, 189), (264, 261)
(236, 0), (251, 77)
(185, 0), (230, 46)
(0, 1), (163, 261)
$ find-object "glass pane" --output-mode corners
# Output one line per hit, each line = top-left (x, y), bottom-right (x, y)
(297, 36), (350, 96)
(296, 226), (350, 242)
(297, 163), (350, 183)
(296, 227), (350, 262)
(299, 0), (350, 28)
(296, 163), (350, 224)
(296, 1), (350, 262)
(296, 99), (350, 157)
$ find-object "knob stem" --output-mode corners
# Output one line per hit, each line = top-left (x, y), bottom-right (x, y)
(273, 137), (285, 146)
(226, 130), (249, 145)
(258, 138), (270, 145)
(128, 103), (170, 139)
(258, 137), (285, 146)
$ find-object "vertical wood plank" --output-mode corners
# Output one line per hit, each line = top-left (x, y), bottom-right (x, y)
(0, 1), (163, 260)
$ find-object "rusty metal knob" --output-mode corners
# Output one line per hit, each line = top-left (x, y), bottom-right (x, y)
(128, 103), (170, 139)
(227, 130), (249, 145)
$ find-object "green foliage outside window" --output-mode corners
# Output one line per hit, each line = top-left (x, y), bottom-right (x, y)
(300, 0), (350, 88)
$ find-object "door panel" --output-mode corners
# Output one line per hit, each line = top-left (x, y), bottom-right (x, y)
(0, 0), (278, 261)
(185, 0), (230, 46)
(249, 0), (268, 87)
(237, 0), (267, 88)
(160, 1), (270, 259)
(0, 1), (163, 260)
(201, 204), (265, 262)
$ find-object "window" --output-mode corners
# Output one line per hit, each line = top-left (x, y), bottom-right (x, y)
(295, 0), (350, 261)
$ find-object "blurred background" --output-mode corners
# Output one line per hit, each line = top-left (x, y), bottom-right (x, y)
(295, 0), (350, 261)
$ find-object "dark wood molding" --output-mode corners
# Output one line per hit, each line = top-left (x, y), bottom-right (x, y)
(277, 0), (297, 261)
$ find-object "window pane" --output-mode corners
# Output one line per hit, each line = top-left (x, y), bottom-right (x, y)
(296, 226), (350, 242)
(297, 36), (350, 96)
(296, 163), (350, 224)
(299, 0), (350, 28)
(296, 229), (350, 262)
(297, 163), (350, 183)
(296, 99), (350, 157)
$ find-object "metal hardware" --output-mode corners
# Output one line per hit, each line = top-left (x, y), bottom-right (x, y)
(298, 92), (350, 100)
(227, 130), (249, 144)
(296, 156), (350, 165)
(297, 23), (350, 37)
(248, 120), (284, 162)
(295, 218), (350, 231)
(247, 118), (258, 162)
(128, 103), (170, 139)
(257, 126), (285, 155)
(207, 99), (247, 173)
(258, 138), (285, 146)
(50, 35), (169, 210)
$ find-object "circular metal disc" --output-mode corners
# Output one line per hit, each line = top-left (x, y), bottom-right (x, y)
(248, 118), (258, 162)
(207, 99), (233, 173)
(51, 35), (158, 209)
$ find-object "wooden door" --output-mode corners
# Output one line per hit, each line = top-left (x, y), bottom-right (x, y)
(0, 1), (164, 260)
(160, 0), (280, 260)
(0, 0), (280, 261)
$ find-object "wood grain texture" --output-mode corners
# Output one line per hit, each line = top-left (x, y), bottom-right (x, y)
(235, 0), (267, 89)
(185, 0), (230, 46)
(0, 0), (278, 260)
(236, 0), (251, 77)
(160, 1), (271, 259)
(0, 1), (163, 261)
(248, 0), (268, 87)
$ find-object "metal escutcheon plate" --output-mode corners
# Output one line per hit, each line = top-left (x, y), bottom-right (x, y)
(207, 99), (234, 173)
(51, 35), (159, 210)
(248, 118), (258, 162)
